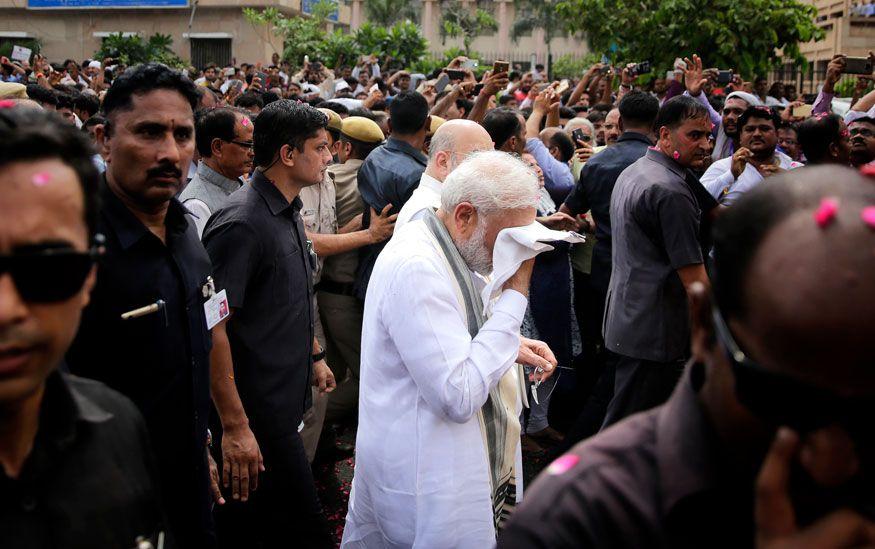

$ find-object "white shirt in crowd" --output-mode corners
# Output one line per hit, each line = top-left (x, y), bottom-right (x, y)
(342, 219), (527, 549)
(395, 173), (442, 230)
(701, 150), (801, 207)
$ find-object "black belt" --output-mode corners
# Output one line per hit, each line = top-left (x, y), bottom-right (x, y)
(315, 279), (356, 297)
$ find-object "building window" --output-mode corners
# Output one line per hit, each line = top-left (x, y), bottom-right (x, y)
(191, 38), (232, 70)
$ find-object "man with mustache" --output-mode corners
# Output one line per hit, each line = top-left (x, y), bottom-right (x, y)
(179, 107), (252, 238)
(66, 63), (217, 547)
(848, 116), (875, 168)
(0, 107), (169, 549)
(701, 106), (802, 207)
(600, 96), (715, 428)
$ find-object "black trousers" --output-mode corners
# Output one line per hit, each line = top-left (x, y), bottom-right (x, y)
(600, 354), (686, 429)
(214, 430), (332, 549)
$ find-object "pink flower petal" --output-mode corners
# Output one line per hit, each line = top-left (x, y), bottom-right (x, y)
(861, 206), (875, 229)
(546, 454), (580, 476)
(0, 99), (15, 109)
(814, 197), (839, 228)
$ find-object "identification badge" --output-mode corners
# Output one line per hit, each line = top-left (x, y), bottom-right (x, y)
(204, 289), (230, 330)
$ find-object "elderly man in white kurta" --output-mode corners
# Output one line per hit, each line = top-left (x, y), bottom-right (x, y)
(342, 151), (558, 548)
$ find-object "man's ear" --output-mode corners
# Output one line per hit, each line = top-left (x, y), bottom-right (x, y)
(452, 202), (477, 235)
(211, 137), (224, 159)
(95, 122), (110, 163)
(280, 143), (296, 167)
(689, 281), (716, 363)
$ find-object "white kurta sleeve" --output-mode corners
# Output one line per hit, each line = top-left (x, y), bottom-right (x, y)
(700, 160), (735, 201)
(384, 255), (527, 424)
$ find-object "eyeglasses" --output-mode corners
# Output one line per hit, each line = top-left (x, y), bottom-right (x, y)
(711, 301), (872, 441)
(228, 139), (254, 149)
(0, 236), (103, 303)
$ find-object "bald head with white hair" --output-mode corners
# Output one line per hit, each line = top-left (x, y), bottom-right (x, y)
(425, 119), (494, 183)
(438, 150), (539, 274)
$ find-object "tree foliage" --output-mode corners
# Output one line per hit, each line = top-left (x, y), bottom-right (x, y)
(555, 0), (825, 77)
(551, 52), (602, 78)
(363, 0), (420, 26)
(244, 6), (427, 70)
(95, 33), (186, 68)
(439, 0), (498, 55)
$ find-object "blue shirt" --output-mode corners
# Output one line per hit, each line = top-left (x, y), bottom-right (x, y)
(526, 137), (575, 204)
(355, 137), (427, 299)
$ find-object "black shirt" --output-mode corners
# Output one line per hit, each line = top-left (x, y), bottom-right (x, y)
(203, 170), (315, 437)
(604, 149), (705, 362)
(67, 183), (212, 465)
(497, 367), (754, 549)
(562, 132), (652, 293)
(1, 372), (169, 549)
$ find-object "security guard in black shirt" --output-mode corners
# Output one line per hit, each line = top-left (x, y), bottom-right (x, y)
(65, 64), (215, 547)
(0, 107), (169, 548)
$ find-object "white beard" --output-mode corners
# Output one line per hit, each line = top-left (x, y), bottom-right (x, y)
(454, 221), (492, 275)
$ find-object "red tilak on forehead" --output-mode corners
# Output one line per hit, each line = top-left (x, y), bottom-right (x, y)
(31, 172), (51, 186)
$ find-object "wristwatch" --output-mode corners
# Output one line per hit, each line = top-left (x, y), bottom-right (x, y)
(312, 349), (326, 363)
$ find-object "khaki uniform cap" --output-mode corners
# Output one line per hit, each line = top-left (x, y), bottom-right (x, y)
(428, 115), (446, 136)
(317, 107), (343, 132)
(340, 116), (385, 144)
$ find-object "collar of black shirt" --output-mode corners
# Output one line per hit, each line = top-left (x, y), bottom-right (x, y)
(33, 371), (113, 460)
(653, 364), (722, 513)
(385, 136), (428, 166)
(617, 131), (653, 145)
(250, 169), (303, 217)
(100, 177), (191, 250)
(645, 147), (688, 180)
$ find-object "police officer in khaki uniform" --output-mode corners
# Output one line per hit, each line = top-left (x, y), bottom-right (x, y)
(299, 113), (394, 459)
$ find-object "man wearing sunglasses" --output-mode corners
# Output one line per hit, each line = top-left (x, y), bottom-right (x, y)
(0, 108), (168, 547)
(65, 63), (217, 547)
(499, 167), (875, 548)
(179, 107), (252, 238)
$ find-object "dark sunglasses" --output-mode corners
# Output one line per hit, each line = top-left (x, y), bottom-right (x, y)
(712, 302), (872, 441)
(0, 236), (103, 303)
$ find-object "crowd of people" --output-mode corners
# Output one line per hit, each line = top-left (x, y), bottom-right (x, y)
(1, 44), (874, 549)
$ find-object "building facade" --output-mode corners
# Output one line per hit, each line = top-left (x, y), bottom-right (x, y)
(0, 0), (351, 68)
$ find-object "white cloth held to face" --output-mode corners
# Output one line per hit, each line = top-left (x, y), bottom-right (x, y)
(481, 221), (585, 314)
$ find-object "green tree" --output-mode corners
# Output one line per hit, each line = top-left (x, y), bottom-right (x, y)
(555, 0), (825, 77)
(551, 52), (601, 78)
(440, 1), (498, 56)
(363, 0), (419, 26)
(95, 33), (185, 68)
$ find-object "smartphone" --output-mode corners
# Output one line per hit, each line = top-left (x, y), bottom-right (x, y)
(369, 83), (380, 94)
(633, 61), (652, 75)
(223, 67), (235, 77)
(255, 71), (268, 84)
(555, 79), (570, 95)
(493, 60), (509, 74)
(598, 65), (611, 75)
(572, 128), (591, 145)
(461, 59), (479, 70)
(304, 54), (310, 65)
(666, 70), (676, 81)
(446, 69), (466, 81)
(792, 103), (813, 118)
(716, 70), (733, 85)
(844, 56), (873, 75)
(434, 73), (450, 94)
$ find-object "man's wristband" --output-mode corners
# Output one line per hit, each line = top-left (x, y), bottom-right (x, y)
(312, 350), (326, 362)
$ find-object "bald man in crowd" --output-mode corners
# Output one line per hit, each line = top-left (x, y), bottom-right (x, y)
(395, 119), (495, 230)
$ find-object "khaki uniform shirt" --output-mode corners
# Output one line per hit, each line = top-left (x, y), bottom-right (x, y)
(300, 171), (338, 284)
(322, 159), (365, 285)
